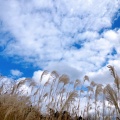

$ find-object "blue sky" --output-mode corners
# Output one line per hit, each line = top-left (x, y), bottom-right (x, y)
(0, 0), (120, 84)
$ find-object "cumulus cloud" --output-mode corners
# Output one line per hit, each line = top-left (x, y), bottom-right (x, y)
(32, 70), (51, 85)
(0, 0), (120, 84)
(88, 59), (120, 84)
(10, 69), (23, 77)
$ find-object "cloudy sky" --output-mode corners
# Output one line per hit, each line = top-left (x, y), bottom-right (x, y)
(0, 0), (120, 84)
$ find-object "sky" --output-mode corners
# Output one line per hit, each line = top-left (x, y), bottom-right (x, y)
(0, 0), (120, 84)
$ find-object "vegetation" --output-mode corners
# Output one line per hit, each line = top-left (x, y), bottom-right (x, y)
(0, 65), (120, 120)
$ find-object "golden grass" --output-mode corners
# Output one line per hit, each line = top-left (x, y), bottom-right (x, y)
(0, 65), (119, 120)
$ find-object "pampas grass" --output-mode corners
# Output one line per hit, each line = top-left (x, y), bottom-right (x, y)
(0, 65), (120, 120)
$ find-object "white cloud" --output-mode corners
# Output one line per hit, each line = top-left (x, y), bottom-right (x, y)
(32, 70), (52, 85)
(0, 0), (120, 84)
(10, 69), (23, 77)
(88, 59), (120, 84)
(45, 62), (84, 81)
(0, 76), (27, 94)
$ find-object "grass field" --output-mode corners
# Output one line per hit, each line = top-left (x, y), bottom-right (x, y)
(0, 65), (120, 120)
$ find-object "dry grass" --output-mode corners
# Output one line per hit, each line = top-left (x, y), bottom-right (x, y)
(0, 65), (120, 120)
